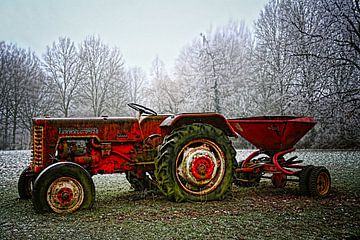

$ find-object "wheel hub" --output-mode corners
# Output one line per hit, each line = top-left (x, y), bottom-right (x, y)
(47, 177), (84, 213)
(179, 145), (218, 186)
(317, 172), (330, 195)
(58, 188), (73, 202)
(191, 156), (215, 180)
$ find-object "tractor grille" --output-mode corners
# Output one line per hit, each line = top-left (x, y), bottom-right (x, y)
(33, 126), (44, 169)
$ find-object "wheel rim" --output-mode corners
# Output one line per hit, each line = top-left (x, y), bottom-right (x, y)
(176, 139), (226, 196)
(317, 172), (330, 196)
(47, 177), (84, 213)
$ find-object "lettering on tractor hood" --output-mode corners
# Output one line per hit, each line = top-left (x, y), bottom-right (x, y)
(58, 128), (99, 135)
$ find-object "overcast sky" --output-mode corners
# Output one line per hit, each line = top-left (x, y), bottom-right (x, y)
(0, 0), (269, 73)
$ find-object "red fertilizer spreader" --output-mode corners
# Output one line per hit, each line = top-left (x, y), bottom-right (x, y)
(229, 116), (331, 196)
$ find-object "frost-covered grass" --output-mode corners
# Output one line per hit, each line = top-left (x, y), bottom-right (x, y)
(0, 150), (359, 240)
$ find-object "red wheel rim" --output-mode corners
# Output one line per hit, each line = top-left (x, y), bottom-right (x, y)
(47, 177), (84, 213)
(176, 139), (226, 196)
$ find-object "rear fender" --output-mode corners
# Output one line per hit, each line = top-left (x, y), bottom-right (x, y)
(160, 113), (238, 138)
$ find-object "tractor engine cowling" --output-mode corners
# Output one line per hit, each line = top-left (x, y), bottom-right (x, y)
(56, 139), (94, 166)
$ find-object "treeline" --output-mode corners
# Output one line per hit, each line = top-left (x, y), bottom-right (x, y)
(0, 0), (359, 150)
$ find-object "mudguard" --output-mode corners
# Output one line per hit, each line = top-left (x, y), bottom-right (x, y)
(159, 113), (238, 137)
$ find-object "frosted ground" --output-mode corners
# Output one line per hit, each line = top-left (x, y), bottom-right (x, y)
(0, 150), (359, 239)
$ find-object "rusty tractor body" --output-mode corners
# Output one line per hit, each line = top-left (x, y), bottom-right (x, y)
(18, 103), (331, 213)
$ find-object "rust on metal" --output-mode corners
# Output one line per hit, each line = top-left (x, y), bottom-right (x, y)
(23, 103), (326, 213)
(46, 176), (84, 213)
(176, 139), (226, 195)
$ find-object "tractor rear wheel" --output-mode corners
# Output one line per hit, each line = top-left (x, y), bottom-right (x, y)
(18, 167), (35, 199)
(308, 166), (331, 197)
(155, 123), (236, 202)
(32, 162), (95, 213)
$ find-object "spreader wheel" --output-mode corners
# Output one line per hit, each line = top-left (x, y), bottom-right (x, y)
(18, 167), (35, 199)
(271, 173), (287, 188)
(32, 162), (95, 213)
(308, 166), (331, 197)
(298, 165), (314, 196)
(155, 123), (236, 202)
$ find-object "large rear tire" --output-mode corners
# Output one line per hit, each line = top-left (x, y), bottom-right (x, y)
(32, 162), (95, 213)
(155, 123), (236, 202)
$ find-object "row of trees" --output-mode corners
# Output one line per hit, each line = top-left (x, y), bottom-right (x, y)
(170, 0), (359, 148)
(252, 0), (359, 147)
(0, 36), (148, 149)
(0, 0), (358, 149)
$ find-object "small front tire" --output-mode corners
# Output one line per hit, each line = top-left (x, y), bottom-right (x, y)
(32, 162), (95, 213)
(18, 167), (35, 199)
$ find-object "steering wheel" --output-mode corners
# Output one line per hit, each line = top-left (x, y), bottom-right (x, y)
(127, 103), (157, 116)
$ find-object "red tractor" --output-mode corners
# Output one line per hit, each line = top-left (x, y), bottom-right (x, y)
(18, 103), (331, 213)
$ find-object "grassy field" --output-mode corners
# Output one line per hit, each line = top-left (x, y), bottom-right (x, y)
(0, 150), (359, 239)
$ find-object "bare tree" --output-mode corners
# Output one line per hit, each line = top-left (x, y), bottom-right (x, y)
(79, 36), (125, 117)
(127, 66), (146, 104)
(252, 0), (359, 148)
(175, 21), (254, 116)
(0, 41), (14, 149)
(43, 37), (83, 117)
(146, 56), (182, 113)
(253, 0), (297, 115)
(0, 42), (46, 149)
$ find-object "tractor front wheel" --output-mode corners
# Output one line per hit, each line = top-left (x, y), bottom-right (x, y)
(32, 162), (95, 213)
(18, 167), (35, 199)
(155, 123), (236, 202)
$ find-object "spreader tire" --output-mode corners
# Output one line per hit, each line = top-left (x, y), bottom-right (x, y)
(155, 123), (236, 202)
(18, 167), (35, 199)
(32, 162), (95, 213)
(298, 165), (314, 196)
(308, 166), (331, 197)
